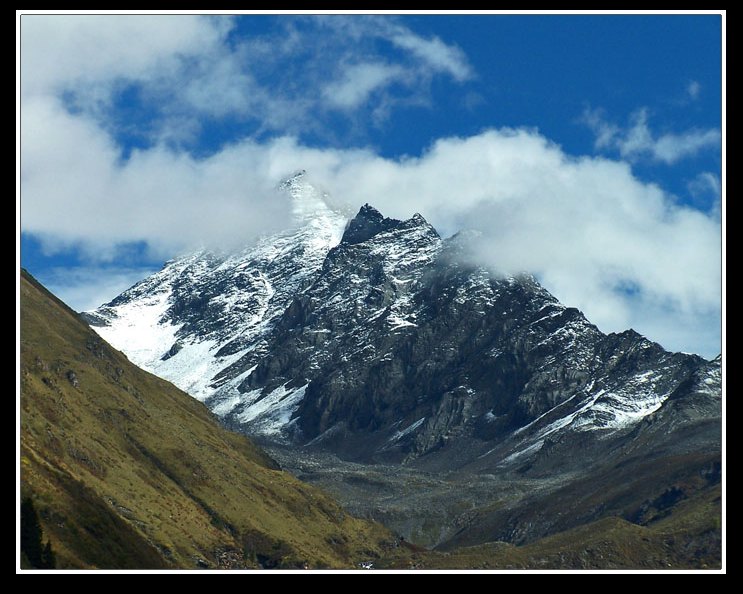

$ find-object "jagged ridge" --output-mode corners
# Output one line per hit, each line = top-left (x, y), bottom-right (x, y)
(86, 175), (719, 469)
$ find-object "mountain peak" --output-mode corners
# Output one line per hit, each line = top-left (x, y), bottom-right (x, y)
(341, 204), (398, 245)
(277, 169), (307, 190)
(341, 205), (437, 245)
(358, 202), (384, 219)
(401, 211), (438, 235)
(277, 170), (339, 223)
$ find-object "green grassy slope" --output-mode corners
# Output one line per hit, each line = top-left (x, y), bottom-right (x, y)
(20, 270), (392, 569)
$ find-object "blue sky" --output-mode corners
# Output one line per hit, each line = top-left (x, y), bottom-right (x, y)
(19, 13), (723, 357)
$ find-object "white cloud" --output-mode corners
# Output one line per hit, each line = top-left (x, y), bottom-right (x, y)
(20, 14), (474, 146)
(581, 107), (619, 149)
(21, 95), (290, 259)
(21, 112), (723, 356)
(314, 16), (472, 82)
(386, 27), (472, 81)
(583, 107), (720, 164)
(179, 55), (257, 118)
(20, 15), (231, 98)
(323, 62), (406, 109)
(687, 80), (701, 100)
(19, 15), (721, 358)
(652, 128), (721, 164)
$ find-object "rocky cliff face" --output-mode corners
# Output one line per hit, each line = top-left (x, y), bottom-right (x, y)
(85, 172), (720, 469)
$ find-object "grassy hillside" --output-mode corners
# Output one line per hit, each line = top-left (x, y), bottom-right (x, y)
(19, 270), (392, 569)
(18, 269), (722, 570)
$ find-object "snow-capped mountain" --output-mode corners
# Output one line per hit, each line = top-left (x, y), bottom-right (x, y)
(86, 171), (346, 400)
(85, 172), (720, 467)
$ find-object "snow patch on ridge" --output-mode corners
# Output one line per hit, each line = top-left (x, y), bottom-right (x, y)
(389, 417), (426, 443)
(89, 174), (347, 411)
(93, 291), (179, 371)
(236, 384), (307, 437)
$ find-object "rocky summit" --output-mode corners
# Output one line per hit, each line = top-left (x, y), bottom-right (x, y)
(83, 172), (721, 560)
(85, 172), (719, 464)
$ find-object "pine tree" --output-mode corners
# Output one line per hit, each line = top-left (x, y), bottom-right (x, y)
(20, 497), (43, 568)
(21, 497), (55, 569)
(41, 540), (56, 569)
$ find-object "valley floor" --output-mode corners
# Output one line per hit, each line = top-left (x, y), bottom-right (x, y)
(265, 445), (722, 570)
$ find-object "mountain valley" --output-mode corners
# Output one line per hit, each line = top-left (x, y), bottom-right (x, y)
(23, 172), (722, 569)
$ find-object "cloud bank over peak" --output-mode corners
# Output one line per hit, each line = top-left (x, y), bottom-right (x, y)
(22, 118), (722, 357)
(20, 14), (721, 358)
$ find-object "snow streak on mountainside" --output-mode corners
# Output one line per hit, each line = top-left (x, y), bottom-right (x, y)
(86, 172), (720, 466)
(88, 171), (346, 401)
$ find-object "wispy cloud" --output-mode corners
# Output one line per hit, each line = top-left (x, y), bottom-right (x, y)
(583, 107), (720, 164)
(20, 15), (721, 357)
(20, 15), (230, 98)
(36, 266), (159, 312)
(323, 62), (406, 109)
(688, 171), (720, 198)
(687, 171), (721, 216)
(385, 25), (472, 81)
(21, 15), (474, 148)
(687, 80), (701, 100)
